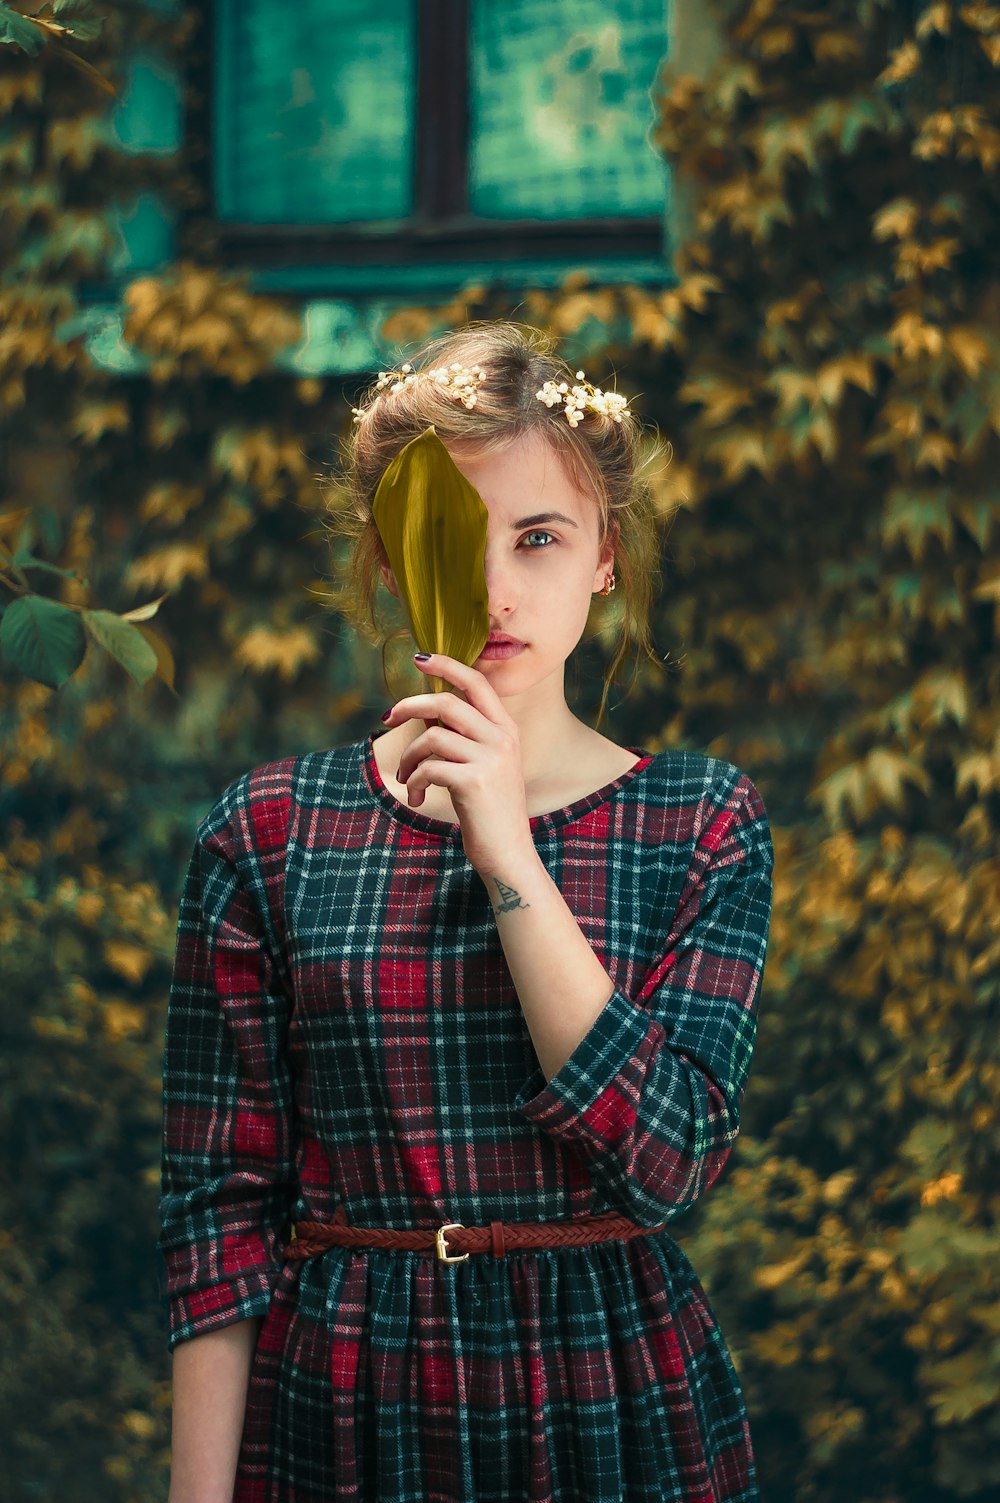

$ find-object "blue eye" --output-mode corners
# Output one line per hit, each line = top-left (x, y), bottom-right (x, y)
(520, 530), (556, 550)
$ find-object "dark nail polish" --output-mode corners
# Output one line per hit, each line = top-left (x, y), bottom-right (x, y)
(413, 652), (432, 662)
(380, 709), (391, 722)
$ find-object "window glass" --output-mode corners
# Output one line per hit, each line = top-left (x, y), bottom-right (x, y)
(469, 0), (668, 219)
(215, 0), (416, 223)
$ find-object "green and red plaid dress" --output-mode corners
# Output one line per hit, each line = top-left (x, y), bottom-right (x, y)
(158, 728), (774, 1503)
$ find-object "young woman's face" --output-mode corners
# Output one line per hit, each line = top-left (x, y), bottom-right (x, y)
(379, 427), (617, 685)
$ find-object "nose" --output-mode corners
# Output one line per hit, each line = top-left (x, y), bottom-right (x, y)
(480, 546), (520, 616)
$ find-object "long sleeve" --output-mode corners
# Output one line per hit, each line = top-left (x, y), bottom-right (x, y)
(513, 768), (774, 1227)
(157, 772), (297, 1352)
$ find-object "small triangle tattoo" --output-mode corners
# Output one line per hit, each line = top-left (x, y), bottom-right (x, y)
(491, 877), (531, 913)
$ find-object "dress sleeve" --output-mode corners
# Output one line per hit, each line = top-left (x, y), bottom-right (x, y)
(157, 777), (296, 1352)
(513, 769), (774, 1227)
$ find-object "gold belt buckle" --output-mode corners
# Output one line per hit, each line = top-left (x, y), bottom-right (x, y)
(435, 1222), (469, 1263)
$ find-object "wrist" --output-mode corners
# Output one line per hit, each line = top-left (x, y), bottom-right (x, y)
(474, 846), (546, 915)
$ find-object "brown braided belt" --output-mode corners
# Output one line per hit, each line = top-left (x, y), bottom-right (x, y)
(283, 1204), (668, 1263)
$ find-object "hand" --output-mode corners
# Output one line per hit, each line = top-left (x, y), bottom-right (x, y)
(383, 653), (534, 872)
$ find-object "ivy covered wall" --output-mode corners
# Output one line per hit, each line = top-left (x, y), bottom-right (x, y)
(1, 2), (998, 1500)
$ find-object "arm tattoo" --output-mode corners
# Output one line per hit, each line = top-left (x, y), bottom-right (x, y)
(488, 875), (532, 915)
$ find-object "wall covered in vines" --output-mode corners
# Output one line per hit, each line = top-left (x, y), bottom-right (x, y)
(0, 2), (997, 1499)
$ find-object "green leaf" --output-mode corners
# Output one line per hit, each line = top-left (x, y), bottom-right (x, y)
(882, 488), (954, 559)
(0, 5), (44, 56)
(82, 609), (159, 686)
(11, 551), (80, 581)
(52, 0), (103, 42)
(0, 595), (86, 687)
(371, 426), (490, 697)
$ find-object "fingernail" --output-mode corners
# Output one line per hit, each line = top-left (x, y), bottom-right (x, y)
(413, 652), (432, 662)
(380, 708), (392, 722)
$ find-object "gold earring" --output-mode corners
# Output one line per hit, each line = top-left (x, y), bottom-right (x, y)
(597, 570), (616, 596)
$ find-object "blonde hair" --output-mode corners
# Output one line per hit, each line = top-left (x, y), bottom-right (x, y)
(321, 320), (669, 729)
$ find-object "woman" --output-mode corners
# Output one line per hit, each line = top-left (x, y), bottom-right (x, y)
(159, 321), (775, 1502)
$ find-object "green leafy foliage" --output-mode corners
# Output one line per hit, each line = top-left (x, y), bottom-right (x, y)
(0, 4), (44, 56)
(0, 508), (174, 690)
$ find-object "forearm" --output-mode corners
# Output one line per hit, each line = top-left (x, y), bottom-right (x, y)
(476, 847), (616, 1084)
(168, 1314), (263, 1503)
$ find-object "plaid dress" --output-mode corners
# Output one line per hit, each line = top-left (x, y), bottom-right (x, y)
(158, 729), (774, 1503)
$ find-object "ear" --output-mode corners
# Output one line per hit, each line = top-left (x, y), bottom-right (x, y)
(596, 516), (620, 578)
(378, 553), (399, 599)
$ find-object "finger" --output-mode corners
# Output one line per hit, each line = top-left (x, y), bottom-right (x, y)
(387, 692), (470, 727)
(412, 652), (507, 723)
(397, 726), (477, 784)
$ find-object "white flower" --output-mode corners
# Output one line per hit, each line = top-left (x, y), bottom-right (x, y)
(532, 372), (633, 425)
(358, 362), (629, 427)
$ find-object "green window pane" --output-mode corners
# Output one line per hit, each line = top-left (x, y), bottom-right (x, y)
(215, 0), (416, 224)
(469, 0), (669, 220)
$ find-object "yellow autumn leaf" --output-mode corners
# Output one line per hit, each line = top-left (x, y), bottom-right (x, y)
(916, 1), (952, 35)
(813, 29), (863, 62)
(947, 326), (991, 378)
(970, 563), (1000, 601)
(103, 1000), (146, 1042)
(32, 1016), (86, 1044)
(134, 623), (176, 692)
(765, 290), (805, 329)
(122, 1410), (157, 1440)
(551, 289), (617, 337)
(749, 1320), (803, 1366)
(755, 26), (796, 60)
(125, 543), (209, 592)
(889, 312), (945, 359)
(921, 1172), (963, 1206)
(955, 751), (998, 797)
(915, 432), (957, 473)
(120, 274), (166, 333)
(878, 38), (920, 83)
(816, 354), (877, 403)
(104, 939), (154, 986)
(979, 32), (1000, 65)
(768, 367), (818, 415)
(371, 427), (490, 696)
(872, 198), (919, 241)
(72, 398), (130, 445)
(676, 273), (723, 312)
(120, 593), (169, 623)
(913, 116), (950, 158)
(814, 749), (930, 822)
(866, 746), (932, 807)
(752, 1247), (811, 1290)
(922, 668), (969, 727)
(680, 374), (752, 425)
(822, 1170), (857, 1204)
(234, 624), (322, 680)
(709, 429), (772, 482)
(139, 483), (202, 526)
(75, 892), (104, 926)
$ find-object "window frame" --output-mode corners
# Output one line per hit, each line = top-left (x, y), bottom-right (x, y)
(189, 0), (667, 273)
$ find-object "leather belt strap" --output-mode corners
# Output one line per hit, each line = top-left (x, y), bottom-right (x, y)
(283, 1204), (667, 1263)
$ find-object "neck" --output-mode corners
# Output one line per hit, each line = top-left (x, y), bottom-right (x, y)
(394, 684), (590, 793)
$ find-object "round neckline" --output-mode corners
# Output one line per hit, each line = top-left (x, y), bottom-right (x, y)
(362, 728), (656, 841)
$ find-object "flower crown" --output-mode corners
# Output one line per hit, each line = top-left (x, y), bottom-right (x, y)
(352, 362), (631, 427)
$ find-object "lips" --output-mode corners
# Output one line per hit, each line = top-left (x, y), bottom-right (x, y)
(486, 635), (524, 647)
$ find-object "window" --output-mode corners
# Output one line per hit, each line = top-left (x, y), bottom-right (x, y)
(204, 0), (671, 277)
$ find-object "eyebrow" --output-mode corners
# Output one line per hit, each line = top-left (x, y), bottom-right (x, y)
(509, 512), (579, 530)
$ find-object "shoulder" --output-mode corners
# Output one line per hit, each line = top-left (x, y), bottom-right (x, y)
(637, 746), (774, 872)
(196, 739), (367, 855)
(197, 752), (299, 852)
